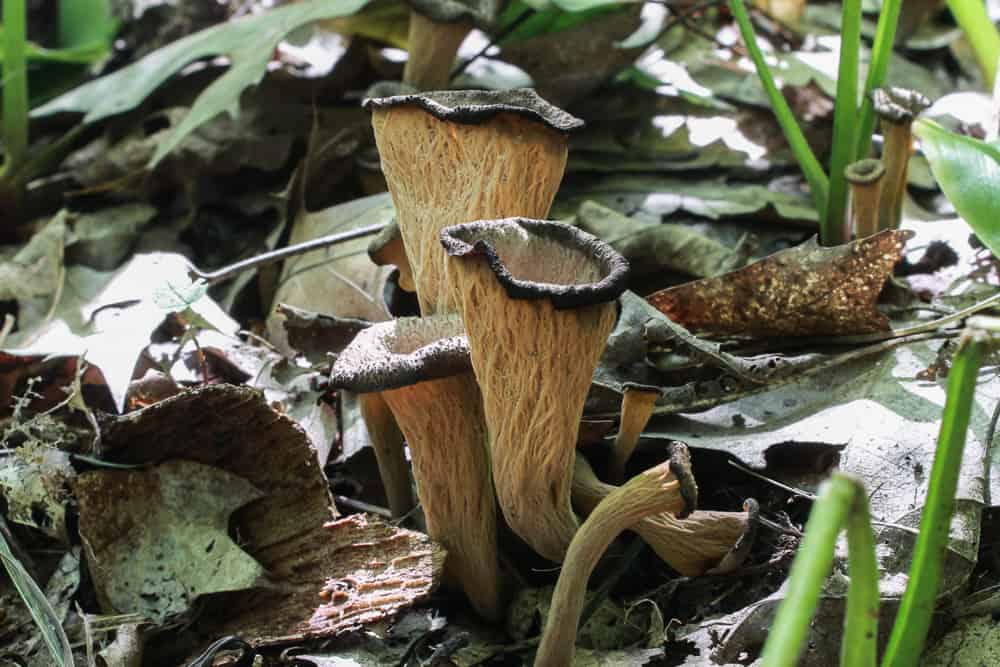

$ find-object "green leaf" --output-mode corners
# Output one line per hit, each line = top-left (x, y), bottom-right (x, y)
(0, 28), (108, 64)
(913, 118), (1000, 259)
(33, 0), (372, 165)
(152, 278), (209, 313)
(57, 0), (117, 55)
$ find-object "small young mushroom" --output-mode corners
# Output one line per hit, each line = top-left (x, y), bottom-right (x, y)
(440, 218), (630, 562)
(328, 313), (502, 620)
(402, 0), (500, 90)
(364, 89), (584, 314)
(535, 445), (695, 667)
(872, 87), (931, 231)
(572, 457), (755, 576)
(607, 383), (661, 484)
(368, 219), (415, 293)
(357, 392), (414, 518)
(845, 158), (886, 239)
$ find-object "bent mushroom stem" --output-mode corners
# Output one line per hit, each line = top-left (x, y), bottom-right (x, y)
(329, 314), (502, 620)
(873, 87), (931, 231)
(573, 457), (755, 577)
(535, 445), (694, 667)
(365, 90), (583, 314)
(441, 218), (630, 561)
(358, 392), (414, 518)
(845, 158), (886, 239)
(607, 383), (660, 484)
(403, 13), (471, 90)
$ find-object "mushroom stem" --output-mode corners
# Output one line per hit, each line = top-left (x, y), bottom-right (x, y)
(358, 392), (414, 519)
(441, 218), (629, 561)
(381, 372), (502, 620)
(573, 457), (754, 577)
(845, 158), (886, 239)
(535, 447), (693, 667)
(607, 384), (660, 484)
(403, 13), (471, 90)
(873, 88), (931, 231)
(329, 314), (502, 620)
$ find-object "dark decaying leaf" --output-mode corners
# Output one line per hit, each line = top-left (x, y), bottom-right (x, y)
(95, 384), (443, 644)
(647, 229), (912, 337)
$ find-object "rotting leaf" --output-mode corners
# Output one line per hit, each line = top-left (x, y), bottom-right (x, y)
(96, 384), (443, 645)
(647, 229), (911, 337)
(0, 446), (74, 543)
(74, 459), (266, 623)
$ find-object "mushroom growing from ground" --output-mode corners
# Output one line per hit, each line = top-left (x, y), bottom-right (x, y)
(365, 89), (584, 314)
(440, 218), (630, 562)
(607, 383), (660, 484)
(572, 456), (755, 576)
(845, 158), (886, 239)
(872, 87), (931, 231)
(535, 445), (695, 667)
(357, 392), (414, 518)
(328, 313), (502, 620)
(401, 0), (500, 90)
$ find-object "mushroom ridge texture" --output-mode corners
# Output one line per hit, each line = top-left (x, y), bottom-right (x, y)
(328, 314), (501, 620)
(366, 91), (583, 314)
(440, 217), (629, 562)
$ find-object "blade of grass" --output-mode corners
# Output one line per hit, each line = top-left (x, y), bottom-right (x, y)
(854, 0), (903, 161)
(760, 473), (856, 667)
(728, 0), (830, 222)
(881, 328), (989, 667)
(825, 0), (862, 245)
(946, 0), (1000, 85)
(2, 0), (29, 176)
(0, 516), (74, 666)
(842, 487), (878, 667)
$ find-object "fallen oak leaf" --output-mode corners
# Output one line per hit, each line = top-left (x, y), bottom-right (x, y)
(647, 229), (912, 337)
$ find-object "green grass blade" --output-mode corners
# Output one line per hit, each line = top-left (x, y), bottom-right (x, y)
(881, 331), (988, 667)
(760, 474), (856, 667)
(2, 0), (29, 174)
(728, 0), (830, 221)
(946, 0), (1000, 85)
(825, 0), (862, 246)
(842, 486), (879, 667)
(0, 520), (74, 666)
(854, 0), (902, 161)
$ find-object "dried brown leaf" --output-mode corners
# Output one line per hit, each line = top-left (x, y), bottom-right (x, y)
(647, 230), (911, 337)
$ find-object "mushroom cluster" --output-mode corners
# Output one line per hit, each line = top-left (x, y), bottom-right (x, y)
(327, 88), (755, 660)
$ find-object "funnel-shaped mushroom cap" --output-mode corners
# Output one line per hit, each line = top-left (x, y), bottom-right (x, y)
(329, 314), (501, 621)
(536, 447), (692, 667)
(871, 87), (931, 124)
(440, 218), (629, 562)
(572, 457), (752, 577)
(364, 90), (583, 314)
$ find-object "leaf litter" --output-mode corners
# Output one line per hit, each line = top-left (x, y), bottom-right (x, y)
(4, 2), (1000, 666)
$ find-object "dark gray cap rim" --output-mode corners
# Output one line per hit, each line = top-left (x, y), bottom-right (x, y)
(440, 217), (630, 309)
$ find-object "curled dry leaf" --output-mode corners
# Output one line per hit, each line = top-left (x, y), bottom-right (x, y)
(647, 229), (912, 337)
(95, 384), (444, 644)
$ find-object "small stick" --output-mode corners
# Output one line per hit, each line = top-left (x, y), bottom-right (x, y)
(188, 222), (386, 285)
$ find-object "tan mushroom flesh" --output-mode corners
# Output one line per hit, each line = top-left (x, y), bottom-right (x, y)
(607, 383), (660, 484)
(573, 456), (753, 577)
(845, 158), (886, 239)
(368, 219), (416, 293)
(364, 89), (584, 314)
(401, 0), (501, 90)
(357, 392), (414, 518)
(872, 87), (931, 231)
(440, 218), (630, 562)
(535, 445), (694, 667)
(328, 313), (501, 620)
